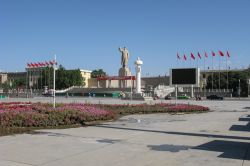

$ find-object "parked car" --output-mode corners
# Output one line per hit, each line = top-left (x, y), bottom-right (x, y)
(164, 96), (171, 100)
(42, 89), (54, 97)
(177, 95), (190, 99)
(206, 95), (223, 100)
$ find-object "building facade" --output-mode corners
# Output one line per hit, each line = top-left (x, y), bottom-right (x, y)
(0, 73), (8, 84)
(80, 69), (92, 87)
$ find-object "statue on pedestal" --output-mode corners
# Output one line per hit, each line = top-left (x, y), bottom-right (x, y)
(119, 47), (129, 68)
(118, 47), (131, 88)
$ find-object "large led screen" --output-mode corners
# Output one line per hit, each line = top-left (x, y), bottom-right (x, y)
(170, 68), (199, 86)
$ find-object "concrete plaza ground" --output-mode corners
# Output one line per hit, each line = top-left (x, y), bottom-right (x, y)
(0, 97), (250, 166)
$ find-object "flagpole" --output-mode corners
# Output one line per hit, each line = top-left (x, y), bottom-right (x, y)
(44, 66), (46, 90)
(182, 55), (184, 68)
(53, 55), (56, 108)
(196, 53), (198, 68)
(204, 53), (206, 71)
(204, 53), (206, 96)
(40, 66), (42, 93)
(176, 53), (178, 67)
(36, 67), (38, 91)
(183, 54), (186, 68)
(182, 57), (184, 68)
(219, 54), (221, 91)
(26, 66), (28, 98)
(226, 52), (229, 90)
(48, 67), (49, 89)
(212, 53), (214, 91)
(189, 56), (191, 68)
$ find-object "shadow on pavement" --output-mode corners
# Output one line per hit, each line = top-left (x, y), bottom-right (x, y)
(192, 115), (250, 161)
(96, 125), (250, 141)
(147, 144), (192, 152)
(97, 139), (121, 144)
(147, 141), (250, 161)
(193, 140), (250, 160)
(239, 117), (250, 122)
(230, 124), (250, 132)
(230, 115), (250, 132)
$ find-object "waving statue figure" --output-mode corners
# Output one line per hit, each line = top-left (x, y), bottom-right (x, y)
(119, 47), (129, 68)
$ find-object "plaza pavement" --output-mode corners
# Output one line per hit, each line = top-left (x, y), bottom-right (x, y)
(0, 97), (250, 166)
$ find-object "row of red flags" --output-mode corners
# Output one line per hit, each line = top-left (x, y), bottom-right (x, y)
(26, 60), (57, 68)
(177, 51), (230, 61)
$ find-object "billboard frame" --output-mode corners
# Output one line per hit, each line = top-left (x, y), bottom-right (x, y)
(170, 68), (200, 87)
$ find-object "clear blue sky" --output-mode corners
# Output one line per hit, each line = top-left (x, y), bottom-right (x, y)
(1, 0), (249, 76)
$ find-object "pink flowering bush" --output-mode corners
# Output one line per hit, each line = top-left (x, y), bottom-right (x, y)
(0, 102), (209, 130)
(100, 103), (209, 115)
(0, 102), (115, 127)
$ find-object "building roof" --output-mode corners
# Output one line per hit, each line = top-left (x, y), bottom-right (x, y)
(80, 69), (92, 73)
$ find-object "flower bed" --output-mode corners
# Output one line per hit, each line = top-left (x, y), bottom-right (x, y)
(0, 102), (209, 136)
(0, 103), (115, 128)
(98, 103), (209, 115)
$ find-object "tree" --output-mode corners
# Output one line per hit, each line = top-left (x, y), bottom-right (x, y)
(40, 65), (84, 90)
(40, 66), (54, 89)
(12, 78), (26, 89)
(66, 69), (84, 88)
(0, 82), (10, 89)
(91, 69), (107, 78)
(206, 70), (250, 97)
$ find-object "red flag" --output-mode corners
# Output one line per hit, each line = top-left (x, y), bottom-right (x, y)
(219, 50), (224, 56)
(183, 54), (187, 61)
(38, 62), (43, 67)
(27, 63), (30, 68)
(177, 53), (180, 59)
(191, 53), (195, 60)
(198, 52), (201, 59)
(226, 51), (230, 58)
(45, 61), (50, 66)
(204, 52), (208, 58)
(212, 51), (216, 56)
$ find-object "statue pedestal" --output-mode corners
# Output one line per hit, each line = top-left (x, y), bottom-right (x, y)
(119, 67), (131, 88)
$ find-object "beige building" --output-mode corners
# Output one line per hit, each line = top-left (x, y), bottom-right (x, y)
(0, 73), (8, 84)
(80, 69), (92, 87)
